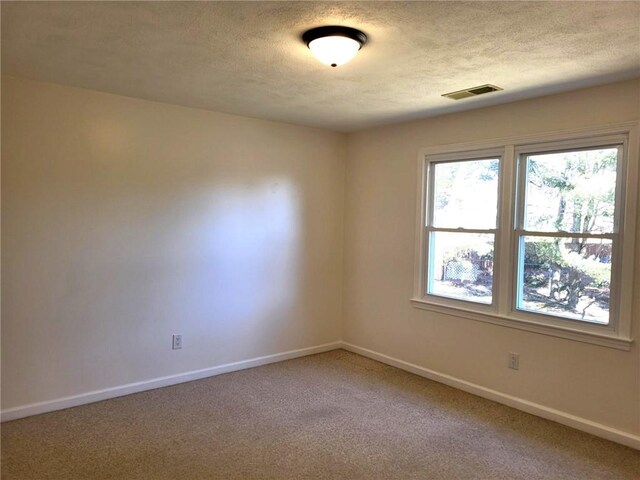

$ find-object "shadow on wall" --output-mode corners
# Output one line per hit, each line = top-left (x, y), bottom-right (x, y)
(4, 175), (303, 398)
(101, 177), (304, 363)
(2, 77), (344, 409)
(175, 179), (302, 348)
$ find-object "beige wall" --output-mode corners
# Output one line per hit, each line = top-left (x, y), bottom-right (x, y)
(343, 79), (640, 435)
(1, 76), (345, 409)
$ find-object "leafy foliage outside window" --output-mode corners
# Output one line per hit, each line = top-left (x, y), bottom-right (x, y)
(428, 158), (499, 304)
(519, 148), (618, 323)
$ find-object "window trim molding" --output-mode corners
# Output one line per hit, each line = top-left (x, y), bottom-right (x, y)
(412, 122), (638, 350)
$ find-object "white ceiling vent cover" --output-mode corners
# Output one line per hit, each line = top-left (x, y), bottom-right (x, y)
(442, 84), (503, 100)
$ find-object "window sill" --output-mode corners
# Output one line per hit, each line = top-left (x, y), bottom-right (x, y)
(410, 297), (633, 351)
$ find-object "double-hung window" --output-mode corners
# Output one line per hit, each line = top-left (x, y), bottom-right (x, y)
(412, 125), (638, 349)
(425, 151), (501, 306)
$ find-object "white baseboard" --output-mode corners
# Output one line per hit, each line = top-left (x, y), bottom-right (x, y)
(4, 340), (638, 451)
(0, 341), (342, 423)
(341, 342), (640, 450)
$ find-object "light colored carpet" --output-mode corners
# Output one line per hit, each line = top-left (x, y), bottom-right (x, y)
(1, 350), (638, 479)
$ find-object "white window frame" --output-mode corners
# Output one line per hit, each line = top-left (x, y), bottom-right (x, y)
(423, 148), (504, 312)
(411, 123), (638, 350)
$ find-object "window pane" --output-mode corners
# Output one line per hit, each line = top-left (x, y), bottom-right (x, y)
(523, 148), (618, 234)
(428, 232), (494, 304)
(432, 158), (499, 229)
(517, 236), (612, 324)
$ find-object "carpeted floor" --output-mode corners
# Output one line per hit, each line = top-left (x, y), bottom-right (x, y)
(1, 350), (638, 479)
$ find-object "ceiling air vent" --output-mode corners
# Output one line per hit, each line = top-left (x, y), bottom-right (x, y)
(442, 84), (503, 100)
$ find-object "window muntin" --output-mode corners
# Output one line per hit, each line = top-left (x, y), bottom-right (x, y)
(425, 157), (500, 305)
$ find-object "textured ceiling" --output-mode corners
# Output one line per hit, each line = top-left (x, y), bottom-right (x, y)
(2, 1), (639, 132)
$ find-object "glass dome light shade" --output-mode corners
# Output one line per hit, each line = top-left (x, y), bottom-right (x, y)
(308, 35), (362, 67)
(302, 26), (367, 68)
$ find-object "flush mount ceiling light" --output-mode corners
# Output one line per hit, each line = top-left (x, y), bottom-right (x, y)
(302, 26), (367, 67)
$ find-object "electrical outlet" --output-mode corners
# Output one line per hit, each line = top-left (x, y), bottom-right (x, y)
(508, 352), (519, 370)
(172, 334), (183, 350)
